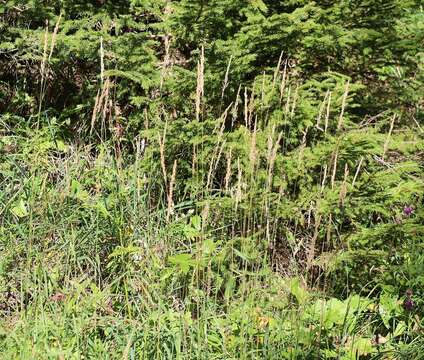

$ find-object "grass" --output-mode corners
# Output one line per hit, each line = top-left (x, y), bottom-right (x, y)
(1, 122), (422, 359)
(1, 49), (423, 359)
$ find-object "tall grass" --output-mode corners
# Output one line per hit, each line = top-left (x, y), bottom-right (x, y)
(1, 55), (422, 359)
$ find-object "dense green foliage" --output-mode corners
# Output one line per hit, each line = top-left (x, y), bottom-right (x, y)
(1, 0), (423, 358)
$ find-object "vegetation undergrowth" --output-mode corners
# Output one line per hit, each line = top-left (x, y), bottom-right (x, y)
(1, 1), (423, 359)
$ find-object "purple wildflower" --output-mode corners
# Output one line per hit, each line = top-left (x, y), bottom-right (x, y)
(403, 289), (414, 311)
(403, 298), (414, 311)
(403, 206), (414, 217)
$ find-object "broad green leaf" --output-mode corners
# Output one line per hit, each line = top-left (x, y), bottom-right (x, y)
(348, 338), (374, 357)
(168, 254), (195, 274)
(190, 215), (202, 231)
(71, 179), (90, 202)
(393, 321), (406, 337)
(108, 245), (142, 258)
(11, 199), (28, 218)
(288, 277), (309, 304)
